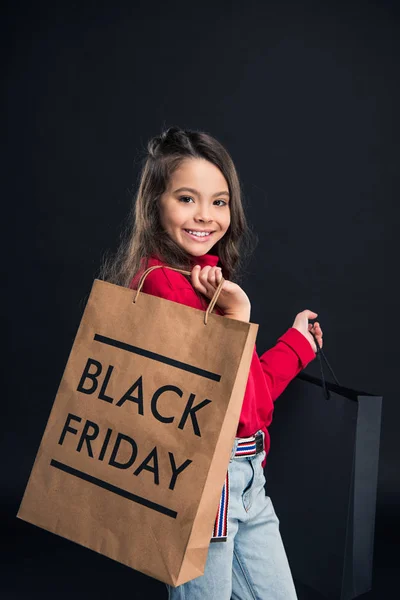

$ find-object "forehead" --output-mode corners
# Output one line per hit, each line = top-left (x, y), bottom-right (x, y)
(168, 158), (229, 193)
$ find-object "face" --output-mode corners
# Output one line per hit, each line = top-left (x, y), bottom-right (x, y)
(159, 158), (231, 256)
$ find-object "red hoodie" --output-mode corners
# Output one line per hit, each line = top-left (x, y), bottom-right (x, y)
(129, 252), (316, 466)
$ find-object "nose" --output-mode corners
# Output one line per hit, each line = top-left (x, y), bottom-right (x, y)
(195, 204), (213, 223)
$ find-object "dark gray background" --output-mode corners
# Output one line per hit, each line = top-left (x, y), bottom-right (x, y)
(3, 1), (395, 598)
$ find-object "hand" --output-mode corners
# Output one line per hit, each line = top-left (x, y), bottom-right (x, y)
(191, 265), (251, 320)
(292, 310), (323, 353)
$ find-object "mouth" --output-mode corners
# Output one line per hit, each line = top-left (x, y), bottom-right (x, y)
(183, 229), (215, 242)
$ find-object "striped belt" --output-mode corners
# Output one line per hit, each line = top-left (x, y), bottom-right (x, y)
(211, 431), (264, 542)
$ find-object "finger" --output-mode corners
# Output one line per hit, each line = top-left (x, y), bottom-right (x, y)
(198, 266), (219, 296)
(311, 325), (323, 339)
(314, 323), (323, 336)
(313, 331), (323, 348)
(207, 266), (219, 286)
(309, 330), (319, 349)
(199, 266), (215, 291)
(191, 265), (208, 294)
(213, 267), (223, 283)
(198, 265), (212, 282)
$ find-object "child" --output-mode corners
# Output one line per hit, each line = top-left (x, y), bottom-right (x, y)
(100, 126), (323, 600)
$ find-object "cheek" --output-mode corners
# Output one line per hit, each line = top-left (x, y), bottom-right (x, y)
(159, 205), (180, 230)
(167, 205), (186, 227)
(223, 212), (231, 231)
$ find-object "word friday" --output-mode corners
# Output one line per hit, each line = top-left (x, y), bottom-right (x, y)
(58, 413), (192, 491)
(77, 358), (213, 437)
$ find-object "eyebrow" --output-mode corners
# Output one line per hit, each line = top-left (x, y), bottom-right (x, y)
(173, 187), (230, 198)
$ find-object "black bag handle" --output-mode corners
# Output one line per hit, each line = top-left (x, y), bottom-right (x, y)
(309, 330), (340, 400)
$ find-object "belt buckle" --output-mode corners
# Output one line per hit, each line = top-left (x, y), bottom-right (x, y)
(255, 432), (264, 454)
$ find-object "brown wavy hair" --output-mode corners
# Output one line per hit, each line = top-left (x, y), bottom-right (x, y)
(98, 126), (258, 288)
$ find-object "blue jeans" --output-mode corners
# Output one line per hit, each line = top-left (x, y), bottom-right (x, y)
(166, 449), (298, 600)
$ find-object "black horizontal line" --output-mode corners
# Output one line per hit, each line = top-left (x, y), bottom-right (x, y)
(50, 459), (177, 519)
(94, 334), (221, 382)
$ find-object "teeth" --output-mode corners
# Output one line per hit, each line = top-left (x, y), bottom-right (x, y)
(186, 230), (211, 237)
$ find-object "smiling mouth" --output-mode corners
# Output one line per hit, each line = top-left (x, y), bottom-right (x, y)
(183, 229), (215, 240)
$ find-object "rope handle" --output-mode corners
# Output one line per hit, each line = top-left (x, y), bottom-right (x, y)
(310, 331), (340, 400)
(132, 265), (226, 325)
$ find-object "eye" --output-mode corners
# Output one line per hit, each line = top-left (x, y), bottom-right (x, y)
(178, 196), (228, 206)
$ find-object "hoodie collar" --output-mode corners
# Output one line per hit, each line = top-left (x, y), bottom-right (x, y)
(189, 253), (219, 268)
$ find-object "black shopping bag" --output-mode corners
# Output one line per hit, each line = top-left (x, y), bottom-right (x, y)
(266, 340), (382, 600)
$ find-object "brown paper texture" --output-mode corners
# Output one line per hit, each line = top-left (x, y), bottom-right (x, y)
(17, 279), (258, 586)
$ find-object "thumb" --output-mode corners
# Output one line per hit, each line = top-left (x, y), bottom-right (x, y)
(303, 310), (318, 319)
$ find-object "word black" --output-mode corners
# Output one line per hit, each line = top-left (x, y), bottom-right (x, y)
(77, 358), (212, 437)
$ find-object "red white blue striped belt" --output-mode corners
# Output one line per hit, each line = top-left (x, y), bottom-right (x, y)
(211, 431), (264, 542)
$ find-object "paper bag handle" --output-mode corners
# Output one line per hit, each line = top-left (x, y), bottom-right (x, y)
(132, 265), (225, 325)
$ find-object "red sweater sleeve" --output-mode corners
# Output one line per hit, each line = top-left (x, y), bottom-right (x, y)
(135, 263), (316, 404)
(259, 327), (316, 402)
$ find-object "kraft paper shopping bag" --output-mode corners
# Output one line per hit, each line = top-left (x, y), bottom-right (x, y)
(18, 266), (258, 586)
